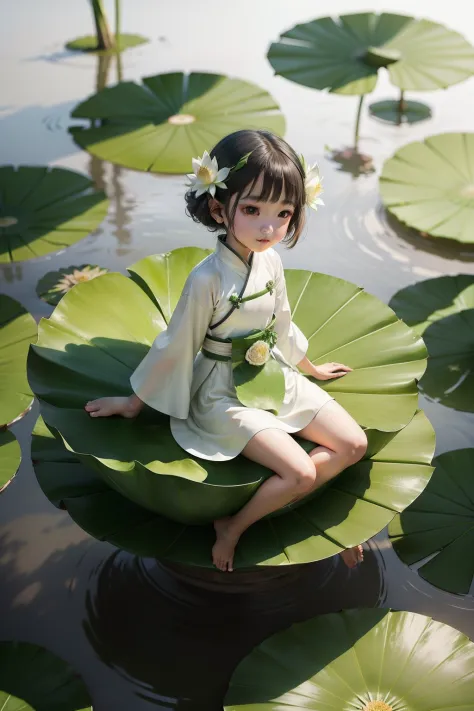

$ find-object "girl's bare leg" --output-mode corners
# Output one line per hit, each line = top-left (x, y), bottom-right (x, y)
(213, 429), (317, 572)
(84, 394), (143, 418)
(297, 399), (368, 568)
(213, 400), (368, 572)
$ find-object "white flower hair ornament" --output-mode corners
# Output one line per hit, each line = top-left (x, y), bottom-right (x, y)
(301, 156), (324, 211)
(186, 151), (251, 197)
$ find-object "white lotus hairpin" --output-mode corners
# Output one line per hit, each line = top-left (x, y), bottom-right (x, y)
(301, 155), (324, 211)
(186, 151), (230, 198)
(186, 151), (252, 198)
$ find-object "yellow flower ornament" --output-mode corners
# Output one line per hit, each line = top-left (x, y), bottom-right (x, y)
(186, 151), (230, 197)
(301, 156), (324, 211)
(245, 340), (270, 366)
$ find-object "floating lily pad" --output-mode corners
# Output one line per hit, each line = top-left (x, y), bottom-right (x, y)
(224, 609), (474, 709)
(268, 13), (474, 96)
(0, 640), (92, 710)
(380, 133), (474, 244)
(369, 98), (432, 124)
(0, 294), (36, 427)
(70, 72), (286, 173)
(389, 276), (474, 412)
(33, 409), (434, 568)
(66, 33), (147, 55)
(0, 166), (109, 262)
(0, 430), (21, 494)
(36, 264), (109, 306)
(27, 247), (429, 525)
(419, 309), (474, 412)
(389, 449), (474, 595)
(389, 274), (474, 336)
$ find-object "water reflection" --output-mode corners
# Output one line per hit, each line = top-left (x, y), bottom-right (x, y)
(82, 549), (383, 708)
(370, 532), (474, 638)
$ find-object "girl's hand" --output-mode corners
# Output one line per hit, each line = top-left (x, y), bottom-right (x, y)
(312, 362), (353, 380)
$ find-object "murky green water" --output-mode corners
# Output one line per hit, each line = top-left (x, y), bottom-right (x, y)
(1, 1), (474, 708)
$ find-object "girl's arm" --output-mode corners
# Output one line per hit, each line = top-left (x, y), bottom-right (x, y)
(297, 355), (352, 380)
(130, 269), (215, 418)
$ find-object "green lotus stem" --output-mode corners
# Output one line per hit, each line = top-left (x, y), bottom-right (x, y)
(90, 0), (115, 50)
(96, 54), (112, 92)
(399, 89), (406, 113)
(115, 0), (121, 40)
(116, 50), (123, 82)
(354, 95), (364, 148)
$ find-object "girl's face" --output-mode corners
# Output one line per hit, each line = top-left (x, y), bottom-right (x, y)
(211, 173), (296, 259)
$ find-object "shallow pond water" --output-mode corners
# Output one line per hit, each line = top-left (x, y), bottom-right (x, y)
(1, 1), (474, 708)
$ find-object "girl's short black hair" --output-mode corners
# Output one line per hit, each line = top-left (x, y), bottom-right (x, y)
(185, 129), (306, 248)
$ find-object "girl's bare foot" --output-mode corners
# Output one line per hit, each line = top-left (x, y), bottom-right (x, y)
(213, 517), (239, 572)
(340, 544), (364, 569)
(84, 396), (142, 419)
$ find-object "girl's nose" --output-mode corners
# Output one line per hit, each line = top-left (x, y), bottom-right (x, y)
(260, 224), (274, 236)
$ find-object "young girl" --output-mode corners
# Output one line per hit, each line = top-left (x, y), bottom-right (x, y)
(85, 129), (367, 573)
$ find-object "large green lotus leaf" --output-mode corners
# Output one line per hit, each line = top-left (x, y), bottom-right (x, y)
(27, 248), (431, 525)
(389, 449), (474, 595)
(285, 270), (427, 431)
(36, 264), (109, 306)
(127, 247), (212, 321)
(0, 294), (36, 426)
(70, 72), (285, 173)
(380, 133), (474, 244)
(389, 274), (474, 336)
(32, 410), (434, 567)
(419, 309), (474, 412)
(0, 641), (92, 710)
(0, 166), (109, 262)
(0, 430), (21, 493)
(268, 13), (474, 96)
(224, 609), (474, 709)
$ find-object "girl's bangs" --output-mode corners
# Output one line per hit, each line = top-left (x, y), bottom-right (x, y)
(247, 159), (303, 207)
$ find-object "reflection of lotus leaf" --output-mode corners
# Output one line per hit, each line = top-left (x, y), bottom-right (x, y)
(389, 449), (474, 595)
(0, 294), (36, 426)
(224, 609), (474, 709)
(380, 133), (474, 243)
(389, 274), (474, 336)
(0, 166), (109, 262)
(0, 430), (21, 494)
(36, 264), (109, 306)
(70, 72), (285, 173)
(33, 409), (434, 568)
(268, 13), (474, 96)
(66, 33), (147, 54)
(27, 247), (429, 525)
(0, 641), (92, 710)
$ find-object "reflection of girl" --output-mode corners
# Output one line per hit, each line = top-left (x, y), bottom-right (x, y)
(85, 130), (367, 572)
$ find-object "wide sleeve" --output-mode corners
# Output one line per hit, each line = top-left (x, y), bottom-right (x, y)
(130, 270), (215, 418)
(273, 253), (308, 367)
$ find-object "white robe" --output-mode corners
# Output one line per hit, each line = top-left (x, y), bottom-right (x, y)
(130, 237), (334, 461)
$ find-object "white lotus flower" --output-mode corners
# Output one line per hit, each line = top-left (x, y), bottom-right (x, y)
(301, 157), (324, 211)
(186, 151), (230, 198)
(56, 266), (108, 294)
(245, 340), (270, 367)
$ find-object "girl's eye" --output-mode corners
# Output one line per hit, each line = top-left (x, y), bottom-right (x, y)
(279, 210), (292, 219)
(242, 206), (258, 215)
